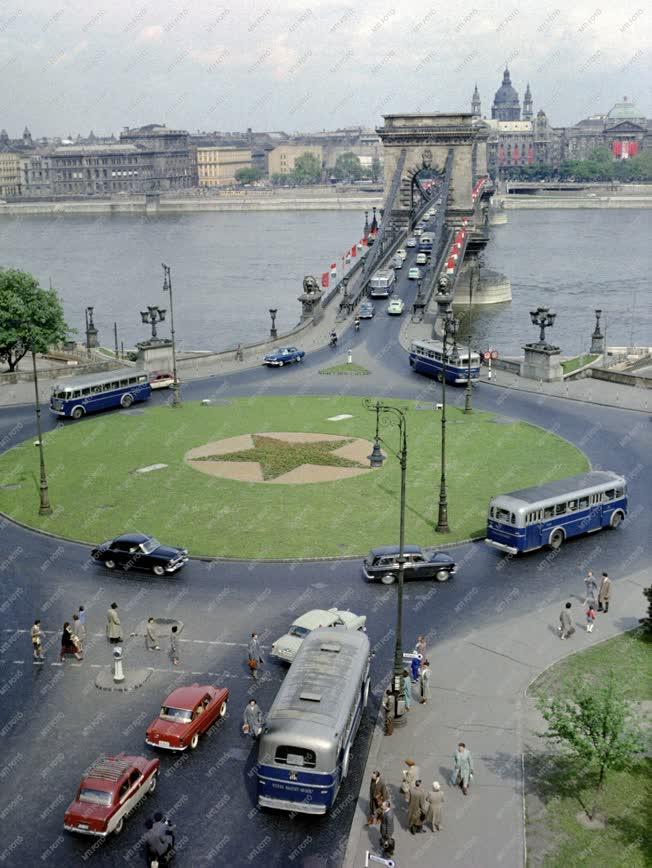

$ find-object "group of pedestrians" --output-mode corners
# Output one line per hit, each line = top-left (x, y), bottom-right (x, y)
(30, 606), (87, 663)
(559, 570), (612, 639)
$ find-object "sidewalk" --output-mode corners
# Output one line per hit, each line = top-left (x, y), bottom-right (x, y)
(344, 567), (649, 868)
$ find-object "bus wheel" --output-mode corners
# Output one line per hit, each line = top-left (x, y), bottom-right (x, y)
(610, 511), (623, 529)
(121, 394), (133, 408)
(381, 573), (396, 585)
(71, 406), (84, 420)
(549, 529), (564, 550)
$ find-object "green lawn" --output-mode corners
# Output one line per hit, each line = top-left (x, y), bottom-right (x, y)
(0, 396), (588, 558)
(319, 363), (370, 375)
(561, 354), (599, 374)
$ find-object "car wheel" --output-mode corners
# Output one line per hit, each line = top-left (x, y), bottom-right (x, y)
(219, 701), (227, 718)
(121, 394), (133, 408)
(380, 573), (396, 585)
(610, 511), (623, 529)
(549, 529), (564, 550)
(152, 565), (165, 577)
(71, 406), (84, 420)
(190, 733), (199, 750)
(148, 773), (158, 794)
(105, 559), (116, 570)
(113, 817), (124, 836)
(435, 568), (451, 582)
(278, 361), (284, 367)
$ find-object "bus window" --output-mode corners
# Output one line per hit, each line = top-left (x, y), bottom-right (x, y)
(489, 507), (495, 518)
(543, 506), (554, 519)
(120, 379), (129, 387)
(92, 385), (103, 394)
(555, 503), (567, 516)
(615, 487), (624, 497)
(603, 489), (615, 501)
(578, 496), (589, 509)
(72, 390), (81, 398)
(567, 499), (578, 512)
(275, 746), (316, 768)
(495, 508), (513, 524)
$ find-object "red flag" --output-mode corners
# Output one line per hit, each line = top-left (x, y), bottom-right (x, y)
(528, 145), (534, 165)
(321, 272), (329, 288)
(351, 245), (357, 257)
(362, 237), (368, 247)
(612, 140), (622, 156)
(330, 262), (337, 270)
(629, 141), (638, 157)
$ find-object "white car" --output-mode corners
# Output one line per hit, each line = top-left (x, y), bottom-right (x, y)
(396, 248), (407, 260)
(270, 608), (367, 662)
(406, 237), (417, 247)
(415, 253), (428, 265)
(387, 298), (405, 315)
(414, 227), (423, 236)
(408, 267), (421, 280)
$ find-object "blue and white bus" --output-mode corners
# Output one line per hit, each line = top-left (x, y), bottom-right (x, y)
(485, 470), (627, 555)
(409, 338), (481, 385)
(49, 368), (152, 420)
(257, 628), (370, 815)
(418, 232), (434, 253)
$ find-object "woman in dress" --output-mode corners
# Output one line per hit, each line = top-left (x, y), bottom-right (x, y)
(60, 621), (82, 661)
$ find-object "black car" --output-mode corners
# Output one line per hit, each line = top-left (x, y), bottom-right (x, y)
(91, 533), (188, 576)
(362, 544), (457, 584)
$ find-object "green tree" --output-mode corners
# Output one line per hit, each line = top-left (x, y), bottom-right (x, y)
(292, 152), (322, 185)
(235, 167), (263, 184)
(370, 157), (382, 182)
(537, 673), (643, 820)
(333, 151), (363, 182)
(270, 172), (287, 186)
(0, 269), (69, 372)
(641, 587), (652, 635)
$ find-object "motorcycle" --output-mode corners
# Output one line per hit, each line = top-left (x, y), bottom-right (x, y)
(354, 319), (360, 332)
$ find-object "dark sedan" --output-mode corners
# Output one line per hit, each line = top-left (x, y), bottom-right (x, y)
(91, 533), (188, 576)
(362, 544), (457, 584)
(263, 346), (305, 367)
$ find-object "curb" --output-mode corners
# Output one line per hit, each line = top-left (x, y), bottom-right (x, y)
(482, 378), (651, 414)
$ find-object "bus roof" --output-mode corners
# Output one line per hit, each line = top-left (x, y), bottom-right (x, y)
(491, 471), (625, 509)
(50, 367), (144, 391)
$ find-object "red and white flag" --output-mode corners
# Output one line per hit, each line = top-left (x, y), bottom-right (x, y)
(321, 272), (329, 288)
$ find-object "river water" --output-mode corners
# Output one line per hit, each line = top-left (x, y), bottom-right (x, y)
(0, 208), (650, 355)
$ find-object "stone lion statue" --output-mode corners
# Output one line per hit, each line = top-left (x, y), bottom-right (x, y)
(303, 275), (319, 295)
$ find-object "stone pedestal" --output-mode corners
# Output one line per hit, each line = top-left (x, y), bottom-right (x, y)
(521, 343), (563, 382)
(136, 339), (173, 373)
(298, 280), (323, 322)
(87, 326), (99, 348)
(590, 334), (606, 354)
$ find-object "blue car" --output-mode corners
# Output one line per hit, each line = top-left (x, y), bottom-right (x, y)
(263, 346), (305, 367)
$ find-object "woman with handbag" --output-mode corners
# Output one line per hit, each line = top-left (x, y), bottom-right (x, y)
(242, 699), (265, 739)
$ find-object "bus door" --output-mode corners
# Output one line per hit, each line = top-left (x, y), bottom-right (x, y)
(524, 510), (543, 551)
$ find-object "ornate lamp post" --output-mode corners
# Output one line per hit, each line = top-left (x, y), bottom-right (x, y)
(31, 350), (51, 515)
(269, 308), (278, 340)
(364, 399), (408, 728)
(161, 264), (181, 407)
(529, 306), (556, 346)
(436, 311), (459, 534)
(140, 305), (166, 340)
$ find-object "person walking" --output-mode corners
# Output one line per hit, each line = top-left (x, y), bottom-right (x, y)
(60, 621), (82, 661)
(598, 572), (612, 613)
(379, 801), (395, 857)
(143, 817), (170, 867)
(169, 625), (179, 665)
(367, 770), (389, 825)
(559, 602), (575, 639)
(419, 659), (432, 704)
(586, 602), (596, 633)
(400, 758), (420, 803)
(450, 743), (474, 795)
(31, 619), (45, 662)
(382, 689), (394, 736)
(242, 699), (265, 739)
(76, 606), (87, 647)
(152, 811), (175, 850)
(145, 617), (160, 651)
(106, 603), (122, 644)
(407, 779), (427, 834)
(410, 651), (421, 683)
(424, 781), (444, 831)
(415, 634), (426, 659)
(402, 669), (412, 711)
(71, 613), (84, 655)
(247, 632), (264, 681)
(584, 570), (598, 605)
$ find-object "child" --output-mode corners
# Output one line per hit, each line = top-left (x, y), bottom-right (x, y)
(170, 625), (179, 665)
(586, 603), (596, 633)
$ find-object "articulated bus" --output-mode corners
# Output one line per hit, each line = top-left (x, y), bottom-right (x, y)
(409, 339), (481, 385)
(485, 471), (627, 554)
(49, 368), (151, 420)
(257, 628), (370, 815)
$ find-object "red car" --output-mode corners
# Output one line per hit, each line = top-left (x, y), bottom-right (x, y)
(145, 684), (229, 751)
(64, 753), (159, 837)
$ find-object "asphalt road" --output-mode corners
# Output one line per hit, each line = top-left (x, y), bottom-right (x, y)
(0, 237), (650, 867)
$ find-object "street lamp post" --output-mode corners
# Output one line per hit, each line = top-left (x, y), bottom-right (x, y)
(464, 261), (477, 414)
(364, 399), (408, 728)
(269, 308), (278, 340)
(161, 264), (181, 407)
(436, 311), (459, 533)
(31, 351), (52, 515)
(140, 305), (166, 340)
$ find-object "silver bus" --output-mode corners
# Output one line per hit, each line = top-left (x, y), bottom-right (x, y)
(256, 628), (370, 814)
(369, 268), (395, 297)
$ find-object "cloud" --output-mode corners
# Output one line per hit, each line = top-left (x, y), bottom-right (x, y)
(136, 24), (164, 44)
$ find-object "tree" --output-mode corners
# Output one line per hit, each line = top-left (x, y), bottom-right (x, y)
(0, 269), (69, 372)
(270, 173), (288, 186)
(333, 151), (363, 182)
(370, 157), (382, 182)
(641, 586), (652, 635)
(292, 152), (322, 185)
(235, 167), (263, 185)
(536, 673), (643, 820)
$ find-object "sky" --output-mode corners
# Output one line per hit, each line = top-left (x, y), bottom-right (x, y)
(0, 0), (650, 138)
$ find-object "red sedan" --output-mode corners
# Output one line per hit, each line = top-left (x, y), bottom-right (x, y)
(64, 753), (159, 837)
(145, 684), (229, 751)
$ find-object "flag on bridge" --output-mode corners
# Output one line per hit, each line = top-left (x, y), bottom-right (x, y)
(322, 272), (329, 288)
(351, 245), (357, 258)
(330, 262), (337, 270)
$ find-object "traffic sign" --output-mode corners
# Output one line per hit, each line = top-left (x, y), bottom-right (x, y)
(483, 351), (491, 361)
(491, 350), (499, 360)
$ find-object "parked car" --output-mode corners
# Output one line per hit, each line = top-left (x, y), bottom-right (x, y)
(91, 533), (188, 576)
(263, 346), (305, 367)
(387, 298), (405, 315)
(395, 248), (407, 260)
(148, 371), (174, 390)
(362, 544), (457, 584)
(406, 237), (417, 247)
(64, 754), (159, 837)
(271, 608), (367, 663)
(146, 684), (229, 751)
(408, 267), (421, 280)
(415, 253), (428, 265)
(359, 301), (375, 319)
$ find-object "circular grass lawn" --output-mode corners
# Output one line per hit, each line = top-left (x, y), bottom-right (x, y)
(0, 397), (589, 559)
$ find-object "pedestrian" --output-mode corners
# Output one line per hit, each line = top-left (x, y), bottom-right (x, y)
(31, 619), (45, 662)
(424, 781), (444, 831)
(559, 602), (575, 639)
(598, 572), (611, 613)
(76, 606), (87, 646)
(415, 634), (426, 658)
(450, 742), (474, 795)
(367, 770), (389, 825)
(586, 602), (596, 632)
(106, 603), (122, 644)
(247, 632), (264, 681)
(60, 621), (82, 661)
(169, 625), (179, 665)
(145, 617), (160, 651)
(419, 659), (432, 704)
(379, 800), (395, 857)
(152, 811), (175, 850)
(407, 779), (427, 834)
(382, 689), (394, 736)
(71, 613), (84, 654)
(143, 817), (169, 867)
(584, 570), (598, 605)
(400, 758), (420, 803)
(402, 668), (412, 711)
(410, 651), (421, 683)
(242, 698), (265, 739)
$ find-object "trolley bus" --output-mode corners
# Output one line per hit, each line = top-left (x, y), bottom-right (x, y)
(49, 368), (152, 420)
(485, 471), (627, 554)
(256, 628), (370, 815)
(409, 338), (481, 385)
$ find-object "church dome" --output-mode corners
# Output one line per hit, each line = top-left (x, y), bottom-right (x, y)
(606, 97), (644, 123)
(492, 68), (521, 121)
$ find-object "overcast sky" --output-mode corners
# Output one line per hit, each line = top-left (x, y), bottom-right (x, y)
(1, 0), (649, 137)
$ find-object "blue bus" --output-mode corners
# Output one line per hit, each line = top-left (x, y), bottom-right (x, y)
(409, 338), (481, 385)
(485, 471), (627, 554)
(418, 232), (434, 253)
(49, 368), (152, 420)
(257, 628), (370, 815)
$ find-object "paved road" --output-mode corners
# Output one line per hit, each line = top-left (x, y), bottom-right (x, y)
(0, 240), (650, 866)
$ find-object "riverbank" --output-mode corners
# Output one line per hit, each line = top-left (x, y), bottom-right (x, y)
(502, 192), (652, 209)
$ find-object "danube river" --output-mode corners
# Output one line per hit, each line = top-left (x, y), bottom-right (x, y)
(0, 208), (650, 355)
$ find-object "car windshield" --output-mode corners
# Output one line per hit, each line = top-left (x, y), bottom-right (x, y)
(140, 538), (160, 554)
(160, 706), (192, 723)
(289, 625), (310, 638)
(79, 787), (112, 807)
